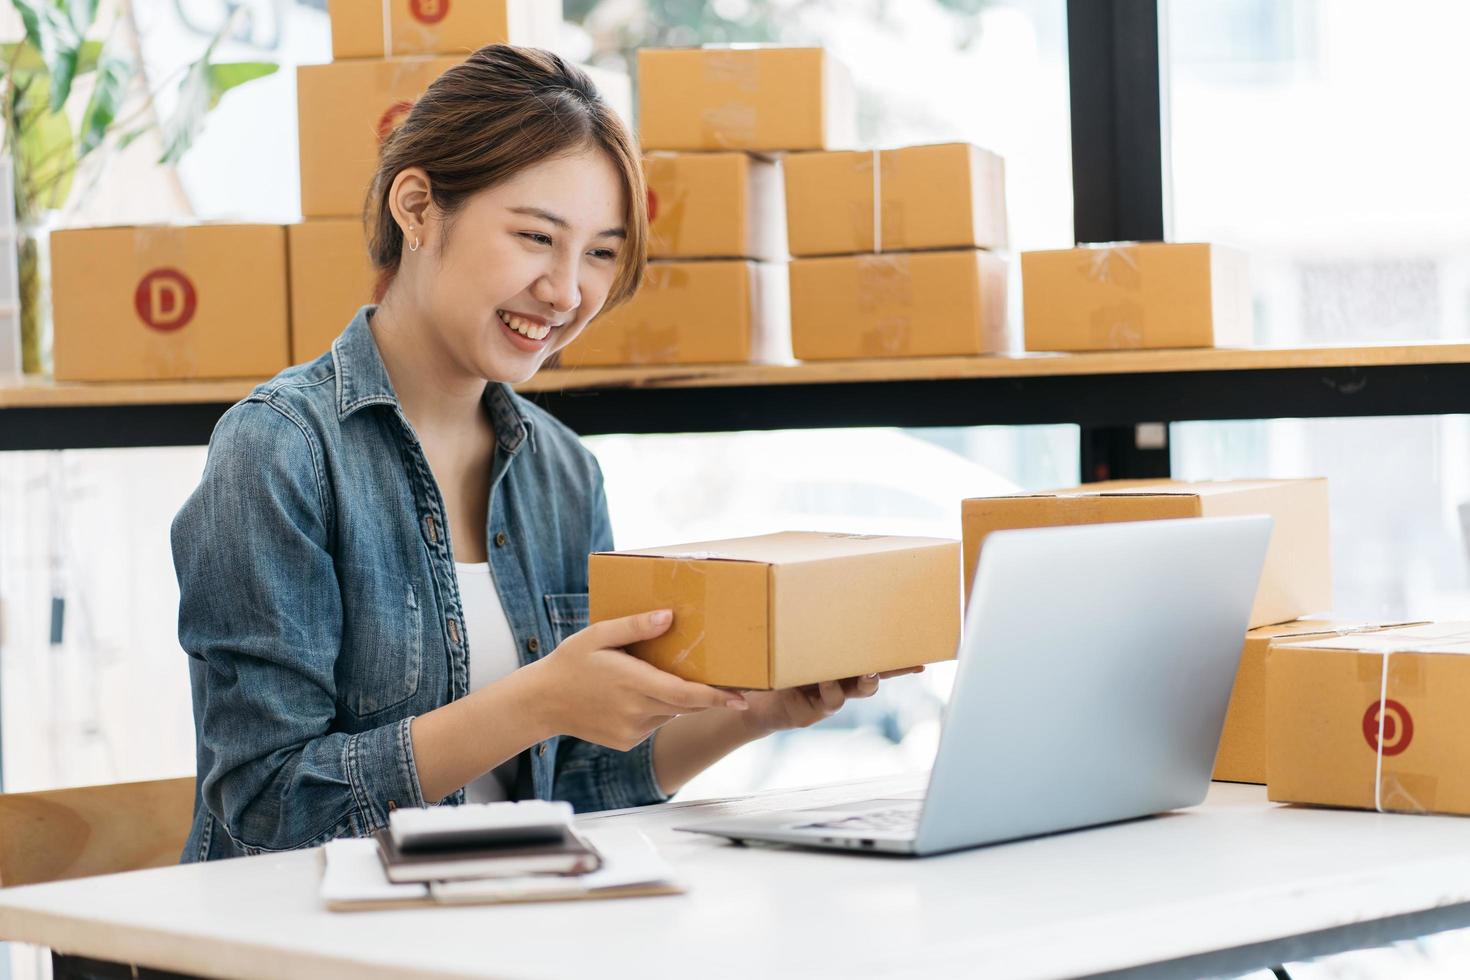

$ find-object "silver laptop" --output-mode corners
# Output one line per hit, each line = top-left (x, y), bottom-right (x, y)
(677, 515), (1272, 857)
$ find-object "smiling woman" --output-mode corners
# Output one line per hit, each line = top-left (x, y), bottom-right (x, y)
(168, 44), (900, 864)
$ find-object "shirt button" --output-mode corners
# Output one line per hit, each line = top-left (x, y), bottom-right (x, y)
(424, 515), (439, 545)
(387, 800), (398, 812)
(494, 531), (507, 548)
(537, 743), (548, 757)
(448, 619), (461, 645)
(526, 637), (540, 653)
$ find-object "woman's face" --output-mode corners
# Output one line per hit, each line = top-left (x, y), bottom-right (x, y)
(398, 146), (628, 385)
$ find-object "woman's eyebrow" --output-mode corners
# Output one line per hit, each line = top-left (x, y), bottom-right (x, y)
(510, 205), (625, 239)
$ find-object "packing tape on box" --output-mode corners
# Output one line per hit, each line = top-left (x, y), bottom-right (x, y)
(381, 0), (392, 57)
(699, 52), (759, 148)
(870, 149), (882, 254)
(1371, 648), (1429, 815)
(620, 322), (680, 364)
(856, 254), (913, 355)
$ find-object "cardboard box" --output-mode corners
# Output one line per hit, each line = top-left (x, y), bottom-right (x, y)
(297, 57), (462, 219)
(961, 479), (1331, 629)
(789, 250), (1008, 360)
(637, 46), (855, 152)
(327, 0), (560, 59)
(287, 220), (376, 364)
(51, 224), (289, 382)
(588, 532), (960, 689)
(1267, 623), (1470, 815)
(1214, 620), (1422, 785)
(645, 152), (784, 261)
(1022, 243), (1251, 351)
(559, 260), (789, 367)
(783, 143), (1007, 257)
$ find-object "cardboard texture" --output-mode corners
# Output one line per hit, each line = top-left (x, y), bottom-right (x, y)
(783, 143), (1007, 257)
(645, 152), (785, 261)
(1214, 619), (1423, 785)
(1021, 243), (1251, 351)
(287, 220), (376, 364)
(327, 0), (561, 59)
(297, 57), (462, 219)
(51, 224), (290, 382)
(559, 260), (790, 367)
(588, 532), (961, 689)
(789, 250), (1008, 360)
(961, 479), (1332, 630)
(1267, 623), (1470, 816)
(637, 46), (855, 152)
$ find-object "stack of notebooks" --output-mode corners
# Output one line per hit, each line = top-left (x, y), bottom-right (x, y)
(320, 800), (682, 911)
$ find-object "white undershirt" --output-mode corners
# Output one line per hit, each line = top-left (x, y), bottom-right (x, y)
(454, 561), (523, 802)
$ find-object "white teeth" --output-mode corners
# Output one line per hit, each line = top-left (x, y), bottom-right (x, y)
(497, 310), (552, 342)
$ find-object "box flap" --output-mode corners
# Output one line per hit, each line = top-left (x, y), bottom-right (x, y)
(594, 531), (956, 565)
(1254, 619), (1427, 643)
(1278, 622), (1470, 656)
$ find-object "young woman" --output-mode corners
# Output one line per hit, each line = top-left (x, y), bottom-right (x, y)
(172, 45), (914, 861)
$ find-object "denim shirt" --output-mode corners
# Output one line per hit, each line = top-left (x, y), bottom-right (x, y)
(172, 307), (668, 862)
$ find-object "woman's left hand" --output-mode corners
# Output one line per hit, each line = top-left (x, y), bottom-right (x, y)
(736, 666), (925, 737)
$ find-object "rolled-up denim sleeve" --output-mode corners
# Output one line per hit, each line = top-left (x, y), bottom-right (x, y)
(174, 400), (425, 852)
(551, 461), (672, 812)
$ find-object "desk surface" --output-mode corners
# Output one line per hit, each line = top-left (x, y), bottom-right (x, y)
(5, 341), (1470, 408)
(3, 777), (1470, 980)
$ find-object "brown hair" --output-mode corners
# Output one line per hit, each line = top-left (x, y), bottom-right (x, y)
(366, 45), (646, 308)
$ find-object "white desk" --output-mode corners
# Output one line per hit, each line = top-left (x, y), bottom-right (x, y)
(4, 777), (1470, 980)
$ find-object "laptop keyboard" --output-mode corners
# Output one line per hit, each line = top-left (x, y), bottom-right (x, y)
(803, 805), (919, 834)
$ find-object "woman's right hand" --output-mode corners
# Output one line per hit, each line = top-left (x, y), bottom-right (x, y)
(524, 609), (747, 751)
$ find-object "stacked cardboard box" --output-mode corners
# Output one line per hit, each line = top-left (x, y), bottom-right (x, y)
(783, 142), (1009, 360)
(1021, 242), (1251, 351)
(1213, 620), (1422, 784)
(960, 479), (1332, 629)
(559, 46), (855, 368)
(1267, 623), (1470, 815)
(51, 224), (292, 382)
(290, 1), (572, 364)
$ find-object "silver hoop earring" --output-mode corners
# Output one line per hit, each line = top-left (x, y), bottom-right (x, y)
(409, 236), (420, 252)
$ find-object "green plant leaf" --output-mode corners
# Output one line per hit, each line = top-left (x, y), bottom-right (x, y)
(15, 79), (76, 209)
(159, 59), (277, 165)
(10, 0), (87, 111)
(78, 45), (134, 158)
(206, 61), (277, 110)
(66, 0), (100, 38)
(0, 38), (104, 76)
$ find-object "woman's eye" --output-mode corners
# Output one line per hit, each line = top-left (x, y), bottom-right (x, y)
(589, 249), (618, 261)
(519, 232), (554, 246)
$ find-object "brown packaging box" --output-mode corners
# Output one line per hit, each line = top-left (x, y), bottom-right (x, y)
(588, 531), (961, 689)
(1267, 623), (1470, 815)
(783, 143), (1007, 257)
(637, 46), (855, 152)
(961, 479), (1331, 629)
(51, 224), (289, 382)
(559, 260), (789, 367)
(1021, 242), (1251, 351)
(287, 220), (377, 364)
(327, 0), (560, 60)
(1214, 620), (1422, 785)
(789, 250), (1008, 360)
(297, 57), (461, 219)
(645, 152), (785, 261)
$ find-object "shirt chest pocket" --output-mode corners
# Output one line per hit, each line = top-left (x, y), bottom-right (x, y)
(543, 593), (589, 650)
(338, 583), (424, 719)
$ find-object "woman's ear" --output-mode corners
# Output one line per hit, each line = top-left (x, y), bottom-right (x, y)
(388, 166), (434, 244)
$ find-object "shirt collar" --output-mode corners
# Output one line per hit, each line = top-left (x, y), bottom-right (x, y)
(333, 305), (535, 455)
